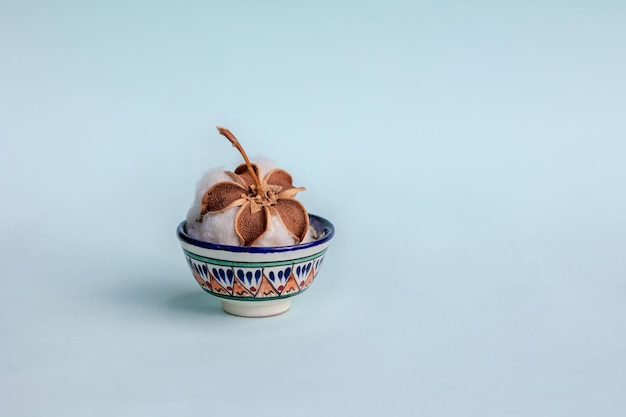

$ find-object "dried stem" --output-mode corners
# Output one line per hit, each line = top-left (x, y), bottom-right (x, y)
(216, 126), (263, 194)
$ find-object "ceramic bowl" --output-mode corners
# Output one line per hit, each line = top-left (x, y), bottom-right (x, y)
(177, 214), (335, 317)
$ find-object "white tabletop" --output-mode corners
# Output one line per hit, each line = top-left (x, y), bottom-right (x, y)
(2, 1), (625, 416)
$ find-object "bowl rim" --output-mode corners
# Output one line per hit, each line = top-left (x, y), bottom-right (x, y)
(177, 213), (335, 253)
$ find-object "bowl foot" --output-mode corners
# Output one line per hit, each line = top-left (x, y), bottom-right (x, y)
(221, 299), (291, 317)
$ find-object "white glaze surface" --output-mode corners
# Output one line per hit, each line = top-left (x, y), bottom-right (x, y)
(221, 299), (291, 317)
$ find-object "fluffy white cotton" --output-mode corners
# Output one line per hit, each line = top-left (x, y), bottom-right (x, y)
(185, 168), (231, 225)
(186, 159), (316, 247)
(186, 205), (241, 245)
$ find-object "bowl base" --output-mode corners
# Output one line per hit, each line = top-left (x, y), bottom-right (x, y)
(221, 299), (291, 317)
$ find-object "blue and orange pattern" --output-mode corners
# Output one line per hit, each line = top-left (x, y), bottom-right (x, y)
(184, 250), (327, 301)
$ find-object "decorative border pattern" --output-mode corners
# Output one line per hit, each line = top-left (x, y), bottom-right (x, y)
(183, 250), (327, 301)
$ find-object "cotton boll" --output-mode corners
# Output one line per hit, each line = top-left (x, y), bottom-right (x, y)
(255, 214), (318, 246)
(302, 227), (317, 244)
(190, 208), (304, 246)
(254, 214), (300, 247)
(185, 168), (230, 225)
(187, 206), (240, 245)
(186, 167), (240, 244)
(186, 158), (315, 247)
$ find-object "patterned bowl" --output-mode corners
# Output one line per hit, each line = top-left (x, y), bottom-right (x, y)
(177, 214), (335, 317)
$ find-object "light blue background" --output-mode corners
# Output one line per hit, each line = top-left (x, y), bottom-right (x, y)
(1, 1), (625, 416)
